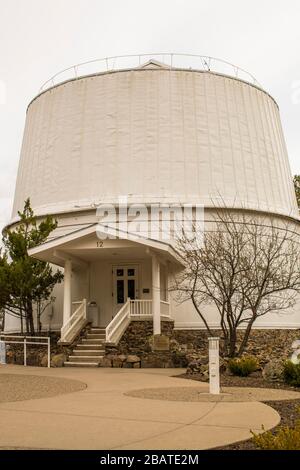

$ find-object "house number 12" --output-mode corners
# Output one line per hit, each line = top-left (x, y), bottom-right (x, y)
(96, 241), (104, 248)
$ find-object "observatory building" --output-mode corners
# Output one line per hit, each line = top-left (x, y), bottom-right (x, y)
(7, 54), (300, 347)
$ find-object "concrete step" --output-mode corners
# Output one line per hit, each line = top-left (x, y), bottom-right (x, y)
(64, 362), (100, 368)
(72, 349), (104, 356)
(68, 356), (103, 363)
(82, 338), (105, 344)
(76, 344), (104, 350)
(90, 328), (106, 333)
(87, 334), (106, 340)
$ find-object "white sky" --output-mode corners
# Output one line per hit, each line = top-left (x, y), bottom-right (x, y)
(0, 0), (299, 232)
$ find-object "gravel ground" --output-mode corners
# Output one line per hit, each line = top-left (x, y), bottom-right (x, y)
(0, 373), (86, 403)
(125, 385), (300, 402)
(177, 372), (300, 391)
(177, 372), (300, 450)
(216, 399), (300, 450)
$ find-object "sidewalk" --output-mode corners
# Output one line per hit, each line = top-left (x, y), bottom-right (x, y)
(0, 365), (293, 450)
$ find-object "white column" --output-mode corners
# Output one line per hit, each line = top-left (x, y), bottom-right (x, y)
(152, 254), (161, 335)
(63, 259), (72, 326)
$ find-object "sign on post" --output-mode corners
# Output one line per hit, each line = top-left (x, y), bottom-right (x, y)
(0, 340), (6, 365)
(208, 337), (220, 394)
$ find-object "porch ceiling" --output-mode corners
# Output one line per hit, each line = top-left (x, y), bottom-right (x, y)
(62, 246), (152, 261)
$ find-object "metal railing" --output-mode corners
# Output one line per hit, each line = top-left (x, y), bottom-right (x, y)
(39, 53), (261, 93)
(0, 334), (51, 368)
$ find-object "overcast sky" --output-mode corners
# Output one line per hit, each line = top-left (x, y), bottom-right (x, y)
(0, 0), (299, 232)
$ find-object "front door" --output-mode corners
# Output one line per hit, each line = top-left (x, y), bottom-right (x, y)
(112, 265), (139, 316)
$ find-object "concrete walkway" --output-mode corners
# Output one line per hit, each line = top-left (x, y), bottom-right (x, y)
(0, 365), (285, 450)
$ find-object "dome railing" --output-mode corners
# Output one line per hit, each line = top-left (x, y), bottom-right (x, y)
(39, 53), (261, 93)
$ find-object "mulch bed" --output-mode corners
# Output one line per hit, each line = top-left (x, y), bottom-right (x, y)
(177, 372), (300, 450)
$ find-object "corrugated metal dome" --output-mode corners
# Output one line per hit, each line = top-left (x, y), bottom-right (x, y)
(11, 56), (298, 221)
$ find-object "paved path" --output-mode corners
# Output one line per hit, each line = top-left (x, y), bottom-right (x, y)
(0, 365), (286, 450)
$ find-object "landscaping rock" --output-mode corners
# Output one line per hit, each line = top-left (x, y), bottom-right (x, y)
(126, 355), (141, 364)
(41, 354), (49, 367)
(118, 354), (127, 363)
(169, 339), (180, 352)
(262, 359), (285, 382)
(100, 357), (112, 368)
(187, 356), (227, 380)
(112, 357), (124, 368)
(51, 353), (66, 367)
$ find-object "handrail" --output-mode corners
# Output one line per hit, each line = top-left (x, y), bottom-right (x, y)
(60, 298), (87, 344)
(0, 334), (50, 340)
(39, 53), (261, 93)
(106, 298), (131, 343)
(105, 298), (171, 344)
(0, 334), (51, 367)
(130, 299), (152, 316)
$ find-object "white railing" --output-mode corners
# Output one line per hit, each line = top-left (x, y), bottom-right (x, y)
(105, 298), (171, 344)
(106, 298), (131, 344)
(130, 299), (152, 316)
(0, 334), (51, 368)
(160, 300), (171, 317)
(60, 299), (87, 344)
(39, 53), (261, 93)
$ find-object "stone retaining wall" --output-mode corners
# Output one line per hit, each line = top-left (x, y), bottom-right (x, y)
(105, 320), (187, 368)
(104, 323), (300, 368)
(173, 329), (300, 365)
(3, 323), (300, 368)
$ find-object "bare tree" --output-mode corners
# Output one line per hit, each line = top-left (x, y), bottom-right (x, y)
(174, 209), (300, 357)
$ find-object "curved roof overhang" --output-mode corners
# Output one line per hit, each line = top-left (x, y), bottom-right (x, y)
(28, 223), (184, 269)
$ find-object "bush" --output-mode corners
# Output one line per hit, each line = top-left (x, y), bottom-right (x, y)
(283, 361), (300, 387)
(252, 415), (300, 450)
(228, 356), (258, 377)
(262, 359), (284, 383)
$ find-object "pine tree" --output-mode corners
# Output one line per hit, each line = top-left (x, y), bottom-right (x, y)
(1, 199), (63, 334)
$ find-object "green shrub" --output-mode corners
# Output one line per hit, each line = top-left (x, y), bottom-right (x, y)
(228, 356), (258, 377)
(283, 361), (300, 387)
(252, 417), (300, 450)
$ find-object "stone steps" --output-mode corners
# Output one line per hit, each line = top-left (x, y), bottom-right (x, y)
(87, 334), (106, 340)
(64, 325), (107, 368)
(76, 344), (104, 350)
(64, 362), (100, 368)
(90, 328), (106, 334)
(68, 355), (104, 363)
(72, 350), (104, 356)
(82, 338), (105, 344)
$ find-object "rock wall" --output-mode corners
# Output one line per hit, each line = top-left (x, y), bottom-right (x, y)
(105, 320), (188, 368)
(4, 323), (300, 368)
(104, 324), (300, 368)
(173, 329), (300, 365)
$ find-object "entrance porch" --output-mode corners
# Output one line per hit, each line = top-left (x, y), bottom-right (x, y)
(28, 224), (183, 345)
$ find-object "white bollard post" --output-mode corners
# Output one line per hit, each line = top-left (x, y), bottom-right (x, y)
(24, 338), (27, 367)
(209, 337), (220, 395)
(48, 337), (51, 368)
(0, 340), (6, 365)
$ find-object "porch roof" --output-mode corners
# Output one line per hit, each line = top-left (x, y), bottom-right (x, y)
(28, 223), (184, 268)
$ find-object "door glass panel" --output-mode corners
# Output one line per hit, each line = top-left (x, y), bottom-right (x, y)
(117, 269), (124, 277)
(117, 280), (124, 303)
(127, 268), (135, 276)
(128, 279), (135, 299)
